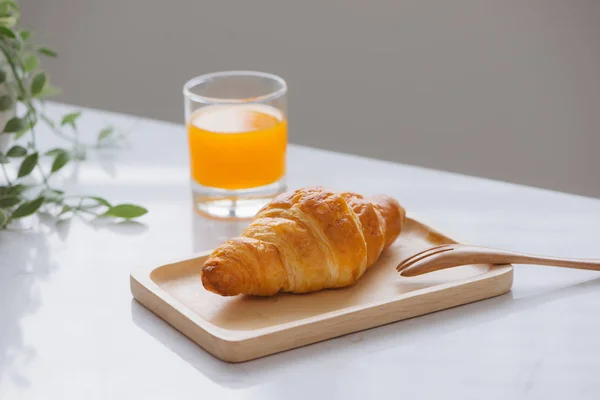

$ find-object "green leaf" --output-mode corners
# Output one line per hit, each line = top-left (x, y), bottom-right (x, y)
(0, 196), (19, 207)
(60, 111), (81, 129)
(11, 196), (44, 219)
(0, 0), (19, 15)
(7, 0), (19, 11)
(97, 126), (114, 145)
(19, 30), (31, 41)
(0, 94), (13, 111)
(45, 148), (65, 157)
(58, 204), (72, 217)
(14, 125), (31, 140)
(23, 54), (39, 73)
(0, 69), (6, 84)
(40, 188), (64, 197)
(88, 196), (111, 207)
(0, 153), (8, 164)
(4, 1), (19, 12)
(0, 2), (18, 30)
(19, 113), (36, 132)
(4, 184), (27, 196)
(103, 204), (148, 219)
(0, 208), (7, 228)
(35, 84), (60, 98)
(0, 26), (16, 39)
(17, 152), (38, 178)
(42, 194), (63, 205)
(4, 116), (25, 133)
(39, 189), (64, 205)
(38, 47), (57, 57)
(30, 72), (46, 96)
(51, 150), (70, 173)
(6, 145), (26, 157)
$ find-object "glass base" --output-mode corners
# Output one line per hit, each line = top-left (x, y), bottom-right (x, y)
(191, 179), (286, 220)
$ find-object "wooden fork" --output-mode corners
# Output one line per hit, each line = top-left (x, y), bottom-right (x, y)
(396, 244), (600, 277)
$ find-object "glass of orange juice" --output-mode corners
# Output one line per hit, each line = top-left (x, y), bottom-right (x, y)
(183, 71), (287, 219)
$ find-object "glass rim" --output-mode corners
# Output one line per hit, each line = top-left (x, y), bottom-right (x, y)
(183, 70), (287, 105)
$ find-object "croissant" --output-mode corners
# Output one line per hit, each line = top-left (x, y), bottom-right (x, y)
(200, 187), (406, 296)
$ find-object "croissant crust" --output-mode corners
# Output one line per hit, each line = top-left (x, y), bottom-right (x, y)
(201, 187), (406, 296)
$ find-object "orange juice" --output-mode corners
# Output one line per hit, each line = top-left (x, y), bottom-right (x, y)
(187, 104), (287, 190)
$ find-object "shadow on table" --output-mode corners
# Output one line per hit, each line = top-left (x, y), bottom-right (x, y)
(88, 218), (149, 236)
(0, 214), (146, 389)
(130, 276), (600, 390)
(0, 228), (62, 387)
(38, 212), (148, 238)
(190, 211), (248, 253)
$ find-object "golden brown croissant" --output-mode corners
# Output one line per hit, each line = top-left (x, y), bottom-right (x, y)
(200, 187), (406, 296)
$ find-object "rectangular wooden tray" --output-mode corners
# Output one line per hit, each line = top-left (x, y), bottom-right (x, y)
(130, 215), (513, 362)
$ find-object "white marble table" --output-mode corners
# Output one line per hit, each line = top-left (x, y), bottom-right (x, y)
(2, 102), (600, 400)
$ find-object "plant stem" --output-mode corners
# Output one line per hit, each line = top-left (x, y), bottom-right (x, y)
(72, 197), (100, 217)
(40, 114), (76, 144)
(0, 161), (11, 185)
(0, 45), (56, 190)
(73, 207), (98, 216)
(0, 39), (37, 147)
(27, 115), (51, 188)
(35, 164), (50, 187)
(0, 24), (147, 228)
(0, 43), (48, 197)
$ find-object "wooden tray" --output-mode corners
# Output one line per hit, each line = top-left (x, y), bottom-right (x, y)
(130, 216), (513, 362)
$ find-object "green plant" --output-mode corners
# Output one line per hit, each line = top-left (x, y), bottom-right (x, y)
(0, 1), (147, 229)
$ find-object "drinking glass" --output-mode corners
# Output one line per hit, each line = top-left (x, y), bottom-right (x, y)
(183, 71), (287, 219)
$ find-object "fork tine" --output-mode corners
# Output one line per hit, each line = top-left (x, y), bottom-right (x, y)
(395, 244), (453, 272)
(394, 248), (437, 271)
(396, 245), (451, 268)
(398, 247), (456, 276)
(396, 247), (453, 272)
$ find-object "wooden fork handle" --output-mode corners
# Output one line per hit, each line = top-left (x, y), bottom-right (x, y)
(469, 246), (600, 272)
(503, 253), (600, 271)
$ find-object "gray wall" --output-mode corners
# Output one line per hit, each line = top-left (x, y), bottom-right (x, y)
(21, 0), (600, 198)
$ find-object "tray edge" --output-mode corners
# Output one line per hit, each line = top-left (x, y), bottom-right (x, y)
(130, 216), (515, 363)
